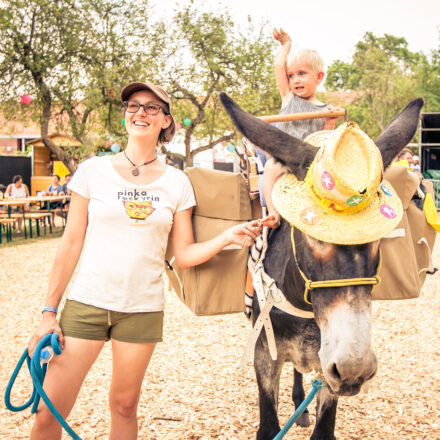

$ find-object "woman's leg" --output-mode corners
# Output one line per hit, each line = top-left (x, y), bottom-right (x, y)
(109, 340), (156, 440)
(16, 216), (22, 233)
(18, 205), (29, 233)
(30, 337), (104, 440)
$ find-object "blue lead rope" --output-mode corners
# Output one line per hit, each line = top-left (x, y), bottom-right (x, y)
(4, 333), (82, 440)
(273, 377), (323, 440)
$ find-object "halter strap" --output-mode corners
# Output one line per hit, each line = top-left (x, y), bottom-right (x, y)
(290, 227), (381, 305)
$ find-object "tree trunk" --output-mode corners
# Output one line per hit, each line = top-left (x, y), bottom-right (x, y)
(39, 86), (76, 174)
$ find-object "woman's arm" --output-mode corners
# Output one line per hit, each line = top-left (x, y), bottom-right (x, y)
(28, 191), (89, 355)
(171, 207), (263, 269)
(24, 184), (30, 197)
(5, 184), (12, 195)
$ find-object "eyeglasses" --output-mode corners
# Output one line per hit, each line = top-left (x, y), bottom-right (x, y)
(123, 101), (168, 115)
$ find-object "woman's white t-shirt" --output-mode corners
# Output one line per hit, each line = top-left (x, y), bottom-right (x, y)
(67, 156), (195, 313)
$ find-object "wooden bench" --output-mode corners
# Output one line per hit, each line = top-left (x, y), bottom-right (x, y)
(23, 213), (52, 238)
(0, 218), (15, 243)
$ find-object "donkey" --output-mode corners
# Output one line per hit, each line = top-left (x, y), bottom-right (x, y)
(220, 93), (424, 440)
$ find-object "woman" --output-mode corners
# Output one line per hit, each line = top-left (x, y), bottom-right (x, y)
(28, 81), (269, 440)
(5, 174), (30, 233)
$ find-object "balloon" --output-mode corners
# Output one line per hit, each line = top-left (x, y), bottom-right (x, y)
(111, 143), (121, 153)
(226, 144), (236, 152)
(121, 118), (125, 126)
(221, 141), (227, 146)
(175, 123), (182, 130)
(20, 95), (32, 105)
(183, 118), (191, 127)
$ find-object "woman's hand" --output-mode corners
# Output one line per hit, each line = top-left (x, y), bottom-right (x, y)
(221, 215), (278, 247)
(28, 314), (64, 358)
(273, 27), (291, 46)
(221, 220), (262, 248)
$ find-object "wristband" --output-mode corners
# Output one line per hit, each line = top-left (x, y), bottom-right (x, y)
(41, 306), (58, 314)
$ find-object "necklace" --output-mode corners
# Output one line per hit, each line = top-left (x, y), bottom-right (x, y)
(124, 150), (157, 176)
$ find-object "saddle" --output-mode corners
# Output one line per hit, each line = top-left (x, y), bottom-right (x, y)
(165, 164), (437, 318)
(373, 165), (437, 300)
(165, 167), (251, 315)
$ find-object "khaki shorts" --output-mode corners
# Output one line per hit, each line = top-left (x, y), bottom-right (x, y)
(59, 300), (163, 343)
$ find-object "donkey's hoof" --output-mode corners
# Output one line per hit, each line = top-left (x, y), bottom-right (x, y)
(296, 412), (311, 427)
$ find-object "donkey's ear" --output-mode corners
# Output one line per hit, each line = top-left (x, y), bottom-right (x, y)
(374, 98), (424, 169)
(219, 93), (317, 179)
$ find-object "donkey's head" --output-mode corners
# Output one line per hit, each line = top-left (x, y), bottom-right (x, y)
(220, 93), (423, 395)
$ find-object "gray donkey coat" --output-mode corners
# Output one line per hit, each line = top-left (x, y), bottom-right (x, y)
(220, 93), (424, 440)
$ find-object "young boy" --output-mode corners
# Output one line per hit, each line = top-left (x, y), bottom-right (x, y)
(244, 29), (342, 318)
(263, 28), (341, 227)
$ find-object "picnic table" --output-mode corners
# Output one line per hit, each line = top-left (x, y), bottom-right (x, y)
(0, 195), (70, 241)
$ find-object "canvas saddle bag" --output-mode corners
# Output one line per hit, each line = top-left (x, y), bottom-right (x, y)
(373, 165), (437, 300)
(165, 167), (251, 315)
(165, 164), (437, 315)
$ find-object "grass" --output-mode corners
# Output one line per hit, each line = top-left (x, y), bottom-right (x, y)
(0, 225), (65, 248)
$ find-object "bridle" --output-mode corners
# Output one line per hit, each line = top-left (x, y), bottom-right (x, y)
(290, 226), (382, 305)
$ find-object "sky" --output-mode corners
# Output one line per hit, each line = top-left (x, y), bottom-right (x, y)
(151, 0), (439, 70)
(150, 0), (439, 158)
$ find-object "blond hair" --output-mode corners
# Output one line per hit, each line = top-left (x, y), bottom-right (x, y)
(288, 49), (324, 73)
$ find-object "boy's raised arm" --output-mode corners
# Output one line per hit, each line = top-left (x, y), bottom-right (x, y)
(273, 27), (292, 100)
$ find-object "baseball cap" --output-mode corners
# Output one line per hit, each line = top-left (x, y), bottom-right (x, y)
(120, 81), (171, 107)
(120, 81), (176, 143)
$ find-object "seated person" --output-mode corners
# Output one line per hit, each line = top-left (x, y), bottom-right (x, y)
(395, 148), (413, 167)
(46, 174), (64, 225)
(0, 183), (6, 197)
(0, 184), (6, 215)
(411, 155), (421, 173)
(61, 173), (73, 212)
(5, 175), (30, 233)
(62, 174), (72, 196)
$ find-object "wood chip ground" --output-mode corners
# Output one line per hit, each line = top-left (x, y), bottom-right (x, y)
(1, 237), (439, 439)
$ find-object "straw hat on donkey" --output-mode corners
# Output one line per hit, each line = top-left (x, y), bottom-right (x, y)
(272, 124), (403, 244)
(220, 93), (424, 245)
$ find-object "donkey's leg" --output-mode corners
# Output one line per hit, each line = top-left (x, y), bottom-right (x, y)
(292, 367), (311, 427)
(255, 342), (283, 440)
(310, 386), (338, 440)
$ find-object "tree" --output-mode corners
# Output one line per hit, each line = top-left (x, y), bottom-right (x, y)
(0, 0), (152, 172)
(325, 32), (421, 138)
(147, 5), (279, 167)
(412, 48), (440, 111)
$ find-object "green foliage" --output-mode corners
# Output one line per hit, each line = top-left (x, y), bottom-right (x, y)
(325, 32), (439, 138)
(0, 0), (279, 167)
(326, 60), (356, 91)
(146, 5), (279, 166)
(0, 0), (153, 169)
(412, 49), (440, 111)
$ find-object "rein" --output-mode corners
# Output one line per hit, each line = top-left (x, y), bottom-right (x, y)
(5, 333), (82, 440)
(272, 374), (323, 440)
(290, 227), (382, 305)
